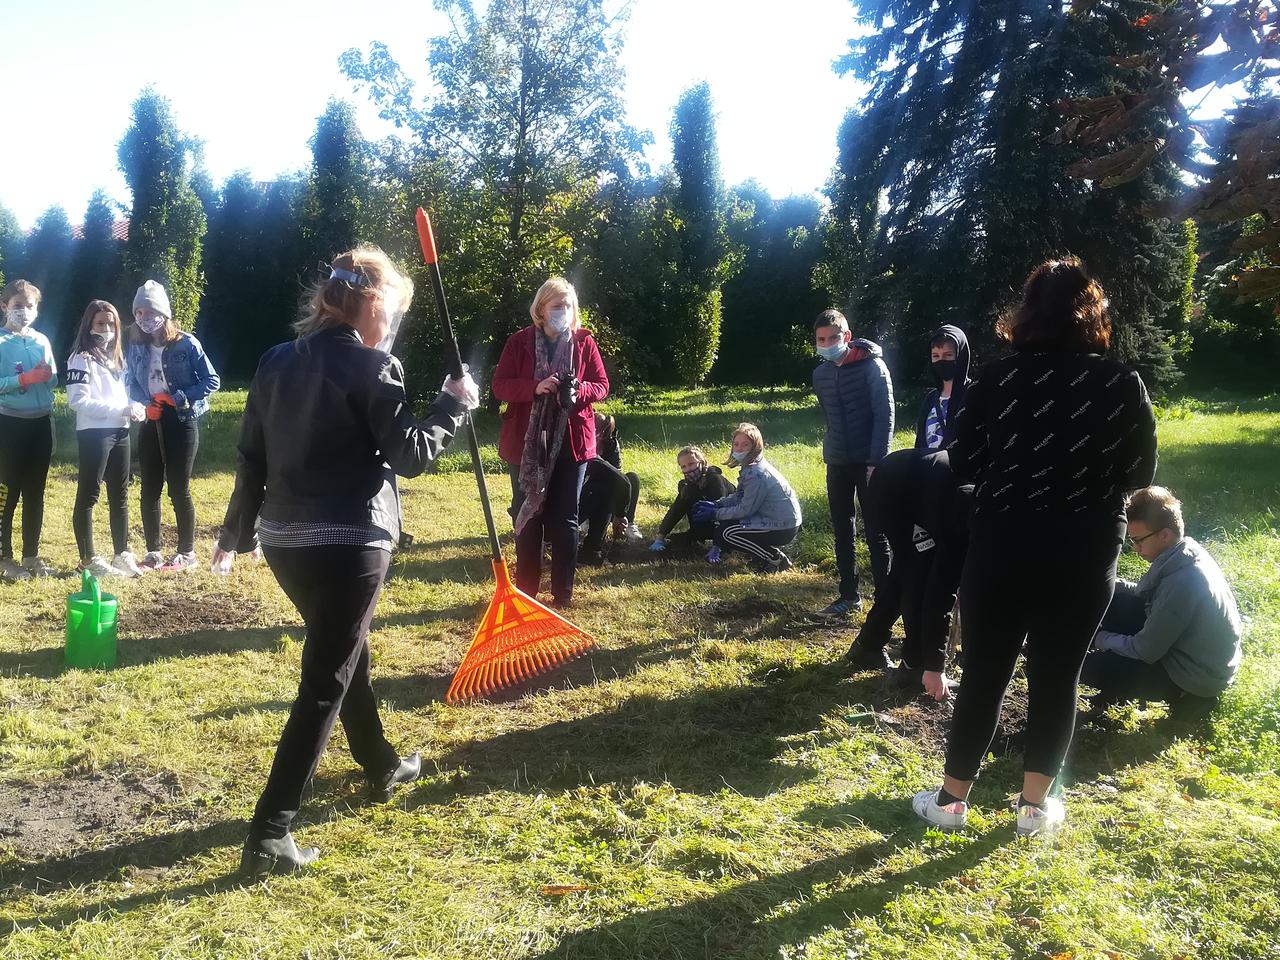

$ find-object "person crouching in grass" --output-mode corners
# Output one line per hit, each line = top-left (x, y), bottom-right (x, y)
(1083, 485), (1242, 721)
(690, 423), (802, 573)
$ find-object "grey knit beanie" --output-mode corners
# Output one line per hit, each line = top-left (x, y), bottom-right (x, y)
(132, 280), (172, 319)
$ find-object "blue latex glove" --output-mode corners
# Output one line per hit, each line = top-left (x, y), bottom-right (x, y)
(691, 500), (717, 524)
(707, 544), (722, 564)
(649, 538), (667, 552)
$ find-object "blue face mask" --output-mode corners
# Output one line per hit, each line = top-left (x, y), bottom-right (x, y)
(817, 341), (849, 362)
(730, 449), (748, 463)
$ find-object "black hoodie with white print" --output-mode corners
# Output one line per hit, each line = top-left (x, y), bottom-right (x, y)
(949, 351), (1157, 522)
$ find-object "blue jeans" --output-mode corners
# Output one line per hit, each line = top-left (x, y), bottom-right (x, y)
(513, 442), (586, 603)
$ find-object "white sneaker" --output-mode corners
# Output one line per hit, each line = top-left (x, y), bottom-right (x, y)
(158, 552), (198, 573)
(112, 551), (144, 578)
(624, 521), (643, 542)
(83, 556), (127, 578)
(912, 788), (969, 831)
(139, 551), (165, 571)
(1016, 796), (1066, 837)
(0, 558), (31, 582)
(21, 556), (56, 578)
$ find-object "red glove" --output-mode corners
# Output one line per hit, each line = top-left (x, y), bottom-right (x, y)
(152, 392), (175, 407)
(146, 402), (163, 421)
(18, 362), (52, 387)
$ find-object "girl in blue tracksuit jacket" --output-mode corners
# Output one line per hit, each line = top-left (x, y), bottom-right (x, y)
(123, 280), (220, 572)
(691, 422), (802, 573)
(0, 280), (57, 580)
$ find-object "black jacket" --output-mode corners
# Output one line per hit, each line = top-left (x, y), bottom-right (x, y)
(658, 466), (736, 538)
(951, 351), (1157, 523)
(913, 324), (972, 451)
(219, 325), (467, 552)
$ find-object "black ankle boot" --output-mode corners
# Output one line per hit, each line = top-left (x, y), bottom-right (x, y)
(368, 752), (422, 802)
(844, 639), (892, 671)
(240, 833), (321, 879)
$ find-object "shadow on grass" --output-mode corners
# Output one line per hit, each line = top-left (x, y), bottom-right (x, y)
(408, 657), (861, 802)
(0, 626), (289, 680)
(534, 800), (1008, 960)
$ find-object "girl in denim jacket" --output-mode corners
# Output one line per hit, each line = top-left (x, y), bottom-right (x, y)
(691, 422), (802, 573)
(124, 280), (220, 571)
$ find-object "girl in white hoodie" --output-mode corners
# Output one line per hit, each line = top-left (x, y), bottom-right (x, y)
(65, 301), (147, 577)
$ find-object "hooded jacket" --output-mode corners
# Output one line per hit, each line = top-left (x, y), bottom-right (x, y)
(812, 338), (894, 466)
(1093, 537), (1243, 698)
(914, 324), (971, 451)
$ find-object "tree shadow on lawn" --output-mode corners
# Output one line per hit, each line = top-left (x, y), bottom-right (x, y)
(0, 625), (290, 681)
(534, 798), (1009, 960)
(407, 656), (867, 803)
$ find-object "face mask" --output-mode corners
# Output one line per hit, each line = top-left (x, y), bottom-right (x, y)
(5, 306), (36, 330)
(817, 341), (848, 363)
(135, 314), (167, 335)
(681, 464), (704, 482)
(91, 331), (115, 349)
(547, 305), (573, 334)
(730, 450), (748, 463)
(932, 359), (958, 381)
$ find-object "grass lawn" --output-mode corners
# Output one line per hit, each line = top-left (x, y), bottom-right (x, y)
(1, 385), (1278, 959)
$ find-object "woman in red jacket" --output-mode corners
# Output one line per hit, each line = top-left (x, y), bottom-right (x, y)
(492, 277), (609, 608)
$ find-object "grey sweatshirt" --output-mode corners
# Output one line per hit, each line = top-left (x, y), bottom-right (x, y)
(1094, 537), (1243, 697)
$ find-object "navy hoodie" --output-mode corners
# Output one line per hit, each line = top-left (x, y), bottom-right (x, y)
(913, 324), (971, 451)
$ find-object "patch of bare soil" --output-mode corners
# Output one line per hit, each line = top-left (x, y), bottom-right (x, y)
(0, 770), (181, 861)
(870, 674), (1030, 758)
(123, 586), (266, 638)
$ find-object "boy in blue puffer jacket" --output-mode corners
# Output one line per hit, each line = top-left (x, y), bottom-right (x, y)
(811, 309), (893, 618)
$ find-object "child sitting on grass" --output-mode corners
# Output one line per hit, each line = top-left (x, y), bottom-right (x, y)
(691, 423), (802, 573)
(649, 445), (735, 555)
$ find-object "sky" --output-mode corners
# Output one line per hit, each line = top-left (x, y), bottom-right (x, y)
(0, 0), (865, 230)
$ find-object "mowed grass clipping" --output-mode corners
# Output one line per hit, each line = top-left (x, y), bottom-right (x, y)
(0, 386), (1276, 959)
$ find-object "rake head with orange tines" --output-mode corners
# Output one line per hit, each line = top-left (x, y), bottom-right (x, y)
(445, 557), (596, 703)
(414, 205), (597, 703)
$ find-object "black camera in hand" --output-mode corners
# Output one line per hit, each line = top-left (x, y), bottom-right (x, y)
(558, 375), (579, 410)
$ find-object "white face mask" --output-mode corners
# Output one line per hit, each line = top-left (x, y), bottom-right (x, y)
(5, 306), (36, 330)
(547, 305), (573, 334)
(91, 330), (115, 349)
(135, 313), (167, 335)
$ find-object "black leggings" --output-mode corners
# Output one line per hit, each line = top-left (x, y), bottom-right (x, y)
(253, 544), (400, 839)
(74, 427), (131, 560)
(713, 522), (798, 564)
(140, 408), (199, 554)
(945, 515), (1125, 781)
(0, 413), (53, 560)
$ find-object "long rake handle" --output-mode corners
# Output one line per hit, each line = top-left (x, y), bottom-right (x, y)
(417, 208), (503, 562)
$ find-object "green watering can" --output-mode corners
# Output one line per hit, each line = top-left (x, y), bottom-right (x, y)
(65, 569), (118, 670)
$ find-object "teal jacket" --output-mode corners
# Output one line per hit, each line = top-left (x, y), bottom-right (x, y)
(0, 327), (57, 418)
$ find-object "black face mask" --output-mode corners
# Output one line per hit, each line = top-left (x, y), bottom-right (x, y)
(932, 359), (958, 381)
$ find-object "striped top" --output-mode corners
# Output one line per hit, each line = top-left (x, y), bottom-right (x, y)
(256, 519), (393, 552)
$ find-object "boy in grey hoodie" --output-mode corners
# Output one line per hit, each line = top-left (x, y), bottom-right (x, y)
(811, 309), (893, 618)
(1083, 486), (1243, 714)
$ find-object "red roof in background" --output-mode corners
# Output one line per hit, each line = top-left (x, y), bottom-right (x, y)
(70, 219), (129, 242)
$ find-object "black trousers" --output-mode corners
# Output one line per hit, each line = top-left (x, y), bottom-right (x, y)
(74, 427), (131, 560)
(579, 458), (640, 553)
(514, 442), (586, 603)
(826, 463), (889, 603)
(140, 407), (199, 554)
(0, 413), (53, 560)
(713, 522), (798, 564)
(664, 518), (718, 553)
(945, 515), (1125, 781)
(253, 544), (400, 839)
(1080, 590), (1185, 705)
